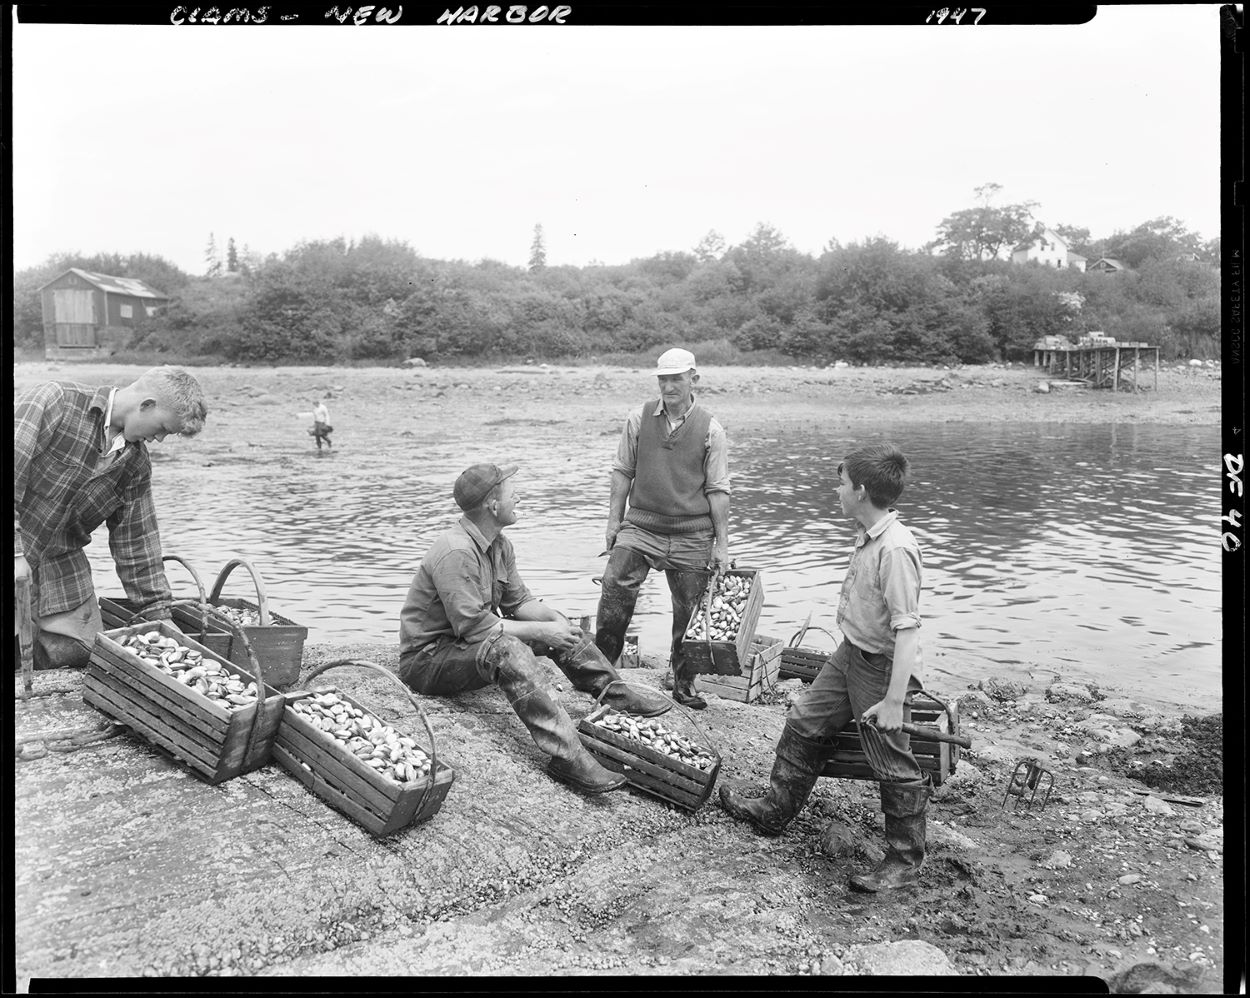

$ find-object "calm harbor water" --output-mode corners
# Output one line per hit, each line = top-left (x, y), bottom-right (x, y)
(88, 420), (1222, 711)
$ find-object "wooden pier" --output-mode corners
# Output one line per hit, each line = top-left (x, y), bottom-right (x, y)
(1032, 342), (1159, 392)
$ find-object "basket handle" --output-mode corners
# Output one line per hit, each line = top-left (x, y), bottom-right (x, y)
(906, 688), (957, 729)
(161, 554), (211, 643)
(300, 658), (442, 816)
(787, 624), (839, 649)
(210, 557), (271, 627)
(594, 678), (720, 758)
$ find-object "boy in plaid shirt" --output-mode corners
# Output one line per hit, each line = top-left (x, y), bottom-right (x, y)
(14, 367), (208, 669)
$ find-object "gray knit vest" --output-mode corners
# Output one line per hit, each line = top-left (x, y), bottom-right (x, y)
(625, 399), (714, 534)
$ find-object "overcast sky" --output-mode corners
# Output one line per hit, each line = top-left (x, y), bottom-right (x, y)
(10, 4), (1224, 276)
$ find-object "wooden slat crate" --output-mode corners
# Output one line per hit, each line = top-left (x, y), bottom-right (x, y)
(778, 645), (830, 683)
(82, 620), (286, 784)
(699, 634), (784, 703)
(98, 596), (234, 660)
(578, 705), (721, 811)
(271, 660), (455, 838)
(820, 693), (961, 787)
(680, 569), (766, 677)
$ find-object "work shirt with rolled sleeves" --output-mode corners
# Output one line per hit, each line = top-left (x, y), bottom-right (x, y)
(835, 510), (924, 678)
(399, 515), (537, 656)
(13, 381), (171, 619)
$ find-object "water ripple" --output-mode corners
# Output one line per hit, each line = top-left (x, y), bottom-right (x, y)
(90, 419), (1220, 706)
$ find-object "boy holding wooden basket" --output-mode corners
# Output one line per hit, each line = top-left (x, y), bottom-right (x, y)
(720, 444), (933, 892)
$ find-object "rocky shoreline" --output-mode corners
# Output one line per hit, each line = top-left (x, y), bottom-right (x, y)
(13, 641), (1225, 989)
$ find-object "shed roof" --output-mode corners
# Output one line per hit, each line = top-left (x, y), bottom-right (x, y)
(39, 268), (169, 299)
(1090, 258), (1127, 270)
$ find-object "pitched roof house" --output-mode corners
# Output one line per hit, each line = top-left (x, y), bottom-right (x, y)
(37, 268), (171, 359)
(1011, 228), (1087, 271)
(1087, 258), (1129, 274)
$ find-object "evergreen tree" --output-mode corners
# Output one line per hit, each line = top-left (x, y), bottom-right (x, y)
(226, 237), (239, 273)
(528, 224), (547, 271)
(205, 232), (222, 277)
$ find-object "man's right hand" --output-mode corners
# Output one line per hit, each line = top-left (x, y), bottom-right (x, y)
(14, 554), (30, 583)
(604, 519), (622, 552)
(540, 621), (583, 653)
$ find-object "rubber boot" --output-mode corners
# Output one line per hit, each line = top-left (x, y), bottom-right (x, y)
(33, 631), (93, 671)
(549, 634), (671, 718)
(594, 547), (649, 666)
(719, 724), (831, 835)
(667, 568), (712, 709)
(484, 636), (626, 795)
(848, 777), (930, 892)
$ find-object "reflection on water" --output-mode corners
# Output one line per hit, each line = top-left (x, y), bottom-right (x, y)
(94, 421), (1221, 708)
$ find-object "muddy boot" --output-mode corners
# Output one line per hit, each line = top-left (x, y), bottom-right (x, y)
(33, 631), (93, 671)
(667, 568), (711, 709)
(550, 634), (671, 718)
(848, 778), (930, 892)
(719, 724), (831, 835)
(594, 546), (650, 666)
(485, 636), (626, 794)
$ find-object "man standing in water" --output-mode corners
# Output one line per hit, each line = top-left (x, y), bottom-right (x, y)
(311, 398), (332, 451)
(13, 367), (209, 669)
(594, 347), (731, 710)
(397, 463), (671, 795)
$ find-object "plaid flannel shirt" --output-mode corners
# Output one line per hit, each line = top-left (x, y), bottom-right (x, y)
(14, 381), (172, 619)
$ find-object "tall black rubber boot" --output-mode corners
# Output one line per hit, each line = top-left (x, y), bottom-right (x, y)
(484, 636), (626, 795)
(667, 568), (712, 709)
(552, 635), (671, 717)
(719, 723), (832, 835)
(848, 776), (931, 892)
(594, 547), (650, 666)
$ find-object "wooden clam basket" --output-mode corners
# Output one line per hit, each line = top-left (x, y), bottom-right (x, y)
(778, 624), (840, 683)
(680, 569), (766, 677)
(83, 618), (285, 784)
(821, 690), (962, 787)
(272, 659), (456, 838)
(99, 555), (235, 660)
(698, 634), (784, 704)
(208, 558), (308, 688)
(578, 682), (722, 811)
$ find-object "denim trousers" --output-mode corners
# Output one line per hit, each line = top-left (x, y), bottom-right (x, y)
(786, 638), (924, 784)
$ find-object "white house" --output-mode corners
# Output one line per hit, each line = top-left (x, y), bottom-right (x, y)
(1012, 228), (1086, 271)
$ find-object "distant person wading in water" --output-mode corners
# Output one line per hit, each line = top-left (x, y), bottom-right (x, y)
(309, 399), (332, 450)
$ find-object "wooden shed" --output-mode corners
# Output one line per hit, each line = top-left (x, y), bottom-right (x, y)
(37, 268), (170, 360)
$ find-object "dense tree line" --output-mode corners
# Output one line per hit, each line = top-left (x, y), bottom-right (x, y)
(12, 197), (1221, 365)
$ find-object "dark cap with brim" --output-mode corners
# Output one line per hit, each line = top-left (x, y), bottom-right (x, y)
(454, 463), (518, 511)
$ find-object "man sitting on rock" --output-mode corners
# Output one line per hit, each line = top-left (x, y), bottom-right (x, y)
(397, 463), (671, 795)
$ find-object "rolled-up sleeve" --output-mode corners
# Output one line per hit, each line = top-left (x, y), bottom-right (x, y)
(879, 547), (922, 632)
(703, 418), (731, 495)
(430, 549), (501, 642)
(610, 407), (644, 479)
(107, 465), (172, 620)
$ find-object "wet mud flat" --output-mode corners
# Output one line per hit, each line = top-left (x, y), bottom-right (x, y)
(13, 644), (1224, 990)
